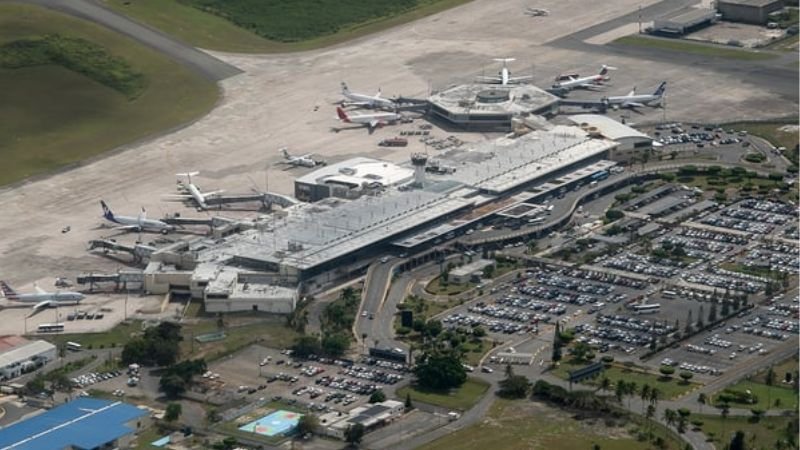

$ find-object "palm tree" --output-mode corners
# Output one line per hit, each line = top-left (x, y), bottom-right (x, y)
(646, 404), (656, 431)
(626, 381), (637, 409)
(649, 387), (660, 407)
(599, 376), (611, 393)
(640, 384), (651, 414)
(615, 380), (625, 403)
(720, 403), (730, 443)
(698, 393), (707, 414)
(766, 367), (776, 408)
(663, 408), (677, 428)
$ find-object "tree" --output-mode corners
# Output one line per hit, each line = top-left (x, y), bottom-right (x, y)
(640, 384), (651, 414)
(165, 403), (182, 422)
(599, 377), (611, 393)
(25, 375), (45, 395)
(722, 300), (731, 317)
(413, 352), (466, 390)
(750, 408), (765, 422)
(659, 365), (675, 379)
(404, 392), (413, 410)
(344, 423), (365, 447)
(292, 336), (322, 358)
(321, 333), (350, 357)
(296, 414), (318, 436)
(498, 365), (531, 399)
(369, 390), (386, 403)
(646, 404), (656, 429)
(679, 371), (694, 384)
(159, 374), (187, 399)
(552, 322), (563, 363)
(571, 342), (593, 362)
(698, 393), (707, 413)
(424, 320), (443, 338)
(605, 209), (624, 222)
(697, 305), (705, 329)
(729, 430), (746, 450)
(685, 310), (693, 334)
(615, 380), (625, 403)
(766, 367), (776, 408)
(663, 408), (677, 428)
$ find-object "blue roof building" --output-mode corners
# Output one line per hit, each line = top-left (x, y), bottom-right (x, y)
(0, 397), (149, 450)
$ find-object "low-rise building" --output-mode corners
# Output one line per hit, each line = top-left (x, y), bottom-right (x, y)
(717, 0), (785, 24)
(653, 8), (717, 35)
(0, 336), (56, 380)
(568, 115), (653, 163)
(450, 259), (496, 284)
(0, 397), (150, 449)
(320, 400), (404, 439)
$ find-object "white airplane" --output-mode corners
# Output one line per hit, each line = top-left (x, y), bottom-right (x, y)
(552, 65), (616, 92)
(336, 106), (400, 131)
(279, 148), (322, 168)
(340, 82), (396, 109)
(525, 7), (549, 16)
(164, 172), (223, 210)
(101, 201), (175, 234)
(603, 82), (667, 109)
(0, 280), (84, 313)
(476, 58), (533, 86)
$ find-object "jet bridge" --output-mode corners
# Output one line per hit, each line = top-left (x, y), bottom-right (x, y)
(87, 239), (156, 263)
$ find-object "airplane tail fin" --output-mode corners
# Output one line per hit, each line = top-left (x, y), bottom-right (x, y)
(280, 147), (290, 159)
(0, 281), (18, 299)
(176, 171), (199, 184)
(341, 82), (349, 95)
(654, 81), (667, 97)
(100, 200), (114, 220)
(139, 207), (146, 223)
(336, 107), (351, 122)
(599, 65), (609, 76)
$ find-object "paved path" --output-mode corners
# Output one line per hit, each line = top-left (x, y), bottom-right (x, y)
(12, 0), (242, 80)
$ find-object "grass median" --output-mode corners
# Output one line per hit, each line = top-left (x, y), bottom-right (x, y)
(613, 35), (777, 61)
(397, 377), (489, 411)
(0, 3), (218, 186)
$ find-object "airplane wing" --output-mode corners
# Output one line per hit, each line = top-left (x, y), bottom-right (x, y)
(34, 285), (46, 295)
(507, 75), (534, 83)
(203, 190), (225, 198)
(162, 194), (193, 200)
(476, 76), (502, 84)
(32, 300), (52, 312)
(623, 102), (645, 109)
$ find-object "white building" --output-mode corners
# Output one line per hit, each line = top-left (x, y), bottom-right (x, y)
(449, 259), (496, 284)
(0, 336), (56, 380)
(295, 157), (414, 202)
(320, 400), (404, 439)
(568, 115), (653, 162)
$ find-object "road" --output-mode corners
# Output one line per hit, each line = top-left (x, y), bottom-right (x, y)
(15, 0), (241, 80)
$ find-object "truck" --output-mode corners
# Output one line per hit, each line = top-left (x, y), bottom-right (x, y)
(378, 137), (408, 147)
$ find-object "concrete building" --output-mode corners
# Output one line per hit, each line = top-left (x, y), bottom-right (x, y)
(717, 0), (785, 24)
(568, 115), (653, 162)
(0, 336), (56, 380)
(449, 259), (496, 284)
(428, 83), (560, 130)
(320, 400), (404, 439)
(653, 8), (717, 35)
(0, 397), (150, 449)
(294, 157), (413, 202)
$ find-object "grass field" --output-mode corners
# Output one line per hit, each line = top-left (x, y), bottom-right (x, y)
(695, 414), (798, 450)
(425, 277), (475, 296)
(105, 0), (472, 53)
(42, 320), (144, 349)
(0, 3), (218, 186)
(614, 36), (778, 61)
(396, 377), (489, 411)
(181, 319), (299, 361)
(552, 361), (700, 400)
(419, 398), (686, 450)
(715, 379), (799, 411)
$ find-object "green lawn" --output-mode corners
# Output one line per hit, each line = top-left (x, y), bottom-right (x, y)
(0, 3), (218, 187)
(694, 414), (798, 450)
(714, 380), (799, 411)
(552, 361), (700, 400)
(722, 121), (800, 167)
(181, 320), (299, 361)
(419, 398), (686, 450)
(41, 320), (143, 349)
(104, 0), (473, 53)
(396, 377), (489, 411)
(425, 276), (475, 296)
(720, 263), (784, 280)
(614, 35), (777, 61)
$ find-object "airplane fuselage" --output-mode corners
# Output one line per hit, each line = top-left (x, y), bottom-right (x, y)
(8, 292), (84, 304)
(186, 184), (208, 209)
(105, 214), (173, 233)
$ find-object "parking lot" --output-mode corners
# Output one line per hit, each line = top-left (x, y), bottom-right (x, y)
(204, 345), (408, 415)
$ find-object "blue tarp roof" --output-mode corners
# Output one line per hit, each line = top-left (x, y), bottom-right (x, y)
(0, 397), (147, 450)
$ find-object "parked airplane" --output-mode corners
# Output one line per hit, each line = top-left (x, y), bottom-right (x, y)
(551, 65), (616, 93)
(476, 58), (533, 85)
(0, 281), (84, 313)
(340, 82), (396, 109)
(100, 201), (175, 234)
(164, 172), (223, 210)
(336, 106), (400, 131)
(603, 82), (666, 109)
(279, 148), (323, 168)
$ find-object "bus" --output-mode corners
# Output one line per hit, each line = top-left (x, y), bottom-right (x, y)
(590, 170), (609, 182)
(633, 304), (660, 315)
(66, 341), (82, 352)
(662, 290), (677, 299)
(37, 323), (65, 333)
